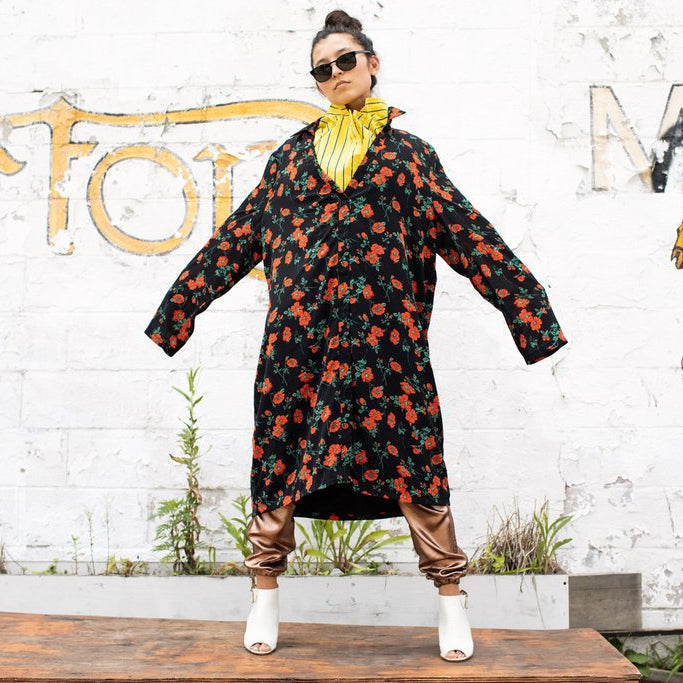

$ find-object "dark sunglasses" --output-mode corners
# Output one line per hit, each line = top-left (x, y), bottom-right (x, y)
(309, 50), (373, 83)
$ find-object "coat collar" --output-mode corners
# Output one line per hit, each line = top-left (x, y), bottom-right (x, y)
(301, 104), (406, 137)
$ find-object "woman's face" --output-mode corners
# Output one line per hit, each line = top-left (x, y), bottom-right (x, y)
(311, 33), (380, 110)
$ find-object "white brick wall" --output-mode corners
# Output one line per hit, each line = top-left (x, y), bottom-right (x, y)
(1, 0), (681, 628)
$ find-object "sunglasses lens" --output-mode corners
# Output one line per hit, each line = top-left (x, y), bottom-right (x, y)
(336, 52), (357, 71)
(312, 66), (332, 82)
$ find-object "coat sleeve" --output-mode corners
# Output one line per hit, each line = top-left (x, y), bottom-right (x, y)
(144, 150), (279, 357)
(421, 143), (568, 365)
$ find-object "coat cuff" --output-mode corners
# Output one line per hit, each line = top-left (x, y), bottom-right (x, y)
(144, 320), (182, 357)
(521, 335), (568, 365)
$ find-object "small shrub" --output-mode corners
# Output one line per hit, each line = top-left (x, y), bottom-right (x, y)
(468, 497), (572, 574)
(649, 637), (683, 679)
(150, 367), (216, 575)
(217, 494), (253, 576)
(288, 517), (412, 576)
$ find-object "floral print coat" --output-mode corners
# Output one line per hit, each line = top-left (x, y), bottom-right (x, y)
(144, 105), (568, 521)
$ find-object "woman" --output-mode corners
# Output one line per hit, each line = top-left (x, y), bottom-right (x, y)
(144, 9), (568, 662)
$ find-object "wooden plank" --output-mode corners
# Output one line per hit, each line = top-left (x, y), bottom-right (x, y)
(0, 610), (641, 682)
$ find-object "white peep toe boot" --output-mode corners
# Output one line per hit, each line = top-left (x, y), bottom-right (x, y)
(438, 589), (474, 662)
(243, 585), (279, 655)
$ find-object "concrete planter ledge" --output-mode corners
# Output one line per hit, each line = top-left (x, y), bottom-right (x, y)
(0, 571), (641, 631)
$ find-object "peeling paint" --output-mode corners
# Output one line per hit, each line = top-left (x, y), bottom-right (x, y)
(598, 36), (616, 61)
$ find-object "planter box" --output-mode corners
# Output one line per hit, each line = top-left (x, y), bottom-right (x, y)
(568, 572), (642, 631)
(0, 574), (566, 628)
(0, 572), (637, 630)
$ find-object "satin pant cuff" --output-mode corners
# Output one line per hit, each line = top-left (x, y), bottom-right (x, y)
(243, 503), (297, 578)
(398, 501), (469, 588)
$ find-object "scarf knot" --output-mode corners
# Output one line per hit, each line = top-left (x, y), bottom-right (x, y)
(314, 96), (389, 191)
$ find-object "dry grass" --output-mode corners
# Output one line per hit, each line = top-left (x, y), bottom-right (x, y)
(467, 496), (570, 574)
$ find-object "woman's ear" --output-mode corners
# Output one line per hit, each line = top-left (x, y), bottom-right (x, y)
(369, 54), (380, 76)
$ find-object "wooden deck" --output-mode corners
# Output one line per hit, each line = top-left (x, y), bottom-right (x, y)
(0, 610), (641, 682)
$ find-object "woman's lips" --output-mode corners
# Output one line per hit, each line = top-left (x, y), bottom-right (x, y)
(335, 81), (349, 89)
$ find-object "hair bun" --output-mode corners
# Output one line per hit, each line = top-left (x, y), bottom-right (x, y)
(323, 9), (363, 33)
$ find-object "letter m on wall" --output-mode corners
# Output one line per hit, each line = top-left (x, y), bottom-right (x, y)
(591, 84), (683, 192)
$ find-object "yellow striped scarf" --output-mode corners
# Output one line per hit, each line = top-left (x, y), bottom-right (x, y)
(314, 96), (389, 191)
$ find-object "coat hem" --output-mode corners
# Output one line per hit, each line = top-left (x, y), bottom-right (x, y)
(251, 476), (452, 521)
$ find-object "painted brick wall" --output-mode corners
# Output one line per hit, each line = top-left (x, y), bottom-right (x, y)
(0, 0), (681, 628)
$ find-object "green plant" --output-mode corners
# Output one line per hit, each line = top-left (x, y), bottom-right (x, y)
(106, 554), (149, 577)
(84, 506), (96, 575)
(70, 534), (83, 574)
(469, 497), (572, 574)
(534, 502), (573, 574)
(649, 637), (683, 680)
(217, 494), (253, 576)
(103, 499), (113, 574)
(288, 517), (411, 576)
(606, 635), (650, 679)
(473, 541), (506, 573)
(33, 559), (64, 575)
(150, 367), (216, 575)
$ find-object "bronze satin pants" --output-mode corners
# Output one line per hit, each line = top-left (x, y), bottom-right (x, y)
(243, 501), (468, 588)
